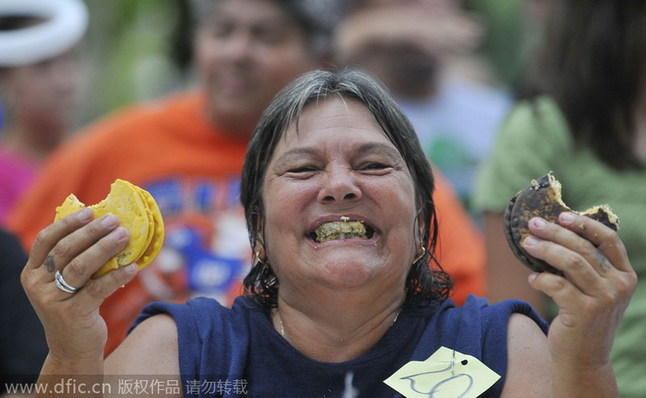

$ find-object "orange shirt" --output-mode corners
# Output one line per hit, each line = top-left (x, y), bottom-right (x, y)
(432, 171), (485, 303)
(8, 91), (485, 355)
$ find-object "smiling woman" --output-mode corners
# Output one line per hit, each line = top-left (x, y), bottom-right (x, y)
(21, 69), (636, 397)
(240, 69), (451, 315)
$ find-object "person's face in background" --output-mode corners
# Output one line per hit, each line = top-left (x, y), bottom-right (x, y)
(335, 0), (481, 99)
(195, 0), (319, 137)
(0, 46), (85, 145)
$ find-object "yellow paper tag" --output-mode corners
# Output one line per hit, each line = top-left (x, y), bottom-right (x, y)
(384, 346), (500, 398)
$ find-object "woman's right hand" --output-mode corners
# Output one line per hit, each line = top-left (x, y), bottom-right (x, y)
(21, 208), (138, 369)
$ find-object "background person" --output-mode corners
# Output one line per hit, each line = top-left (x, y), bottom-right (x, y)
(8, 0), (485, 356)
(472, 1), (646, 396)
(22, 69), (636, 397)
(0, 0), (89, 226)
(334, 0), (512, 215)
(0, 1), (87, 393)
(0, 227), (47, 395)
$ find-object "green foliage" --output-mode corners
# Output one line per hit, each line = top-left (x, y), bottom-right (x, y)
(81, 0), (192, 123)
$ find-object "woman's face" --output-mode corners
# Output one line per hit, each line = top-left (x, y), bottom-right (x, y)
(261, 97), (419, 293)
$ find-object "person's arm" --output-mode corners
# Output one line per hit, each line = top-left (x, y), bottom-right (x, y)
(501, 313), (551, 397)
(503, 312), (618, 397)
(105, 315), (181, 397)
(503, 307), (620, 398)
(482, 212), (546, 313)
(502, 212), (635, 397)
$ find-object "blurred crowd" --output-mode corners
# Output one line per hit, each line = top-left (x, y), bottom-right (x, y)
(1, 0), (644, 396)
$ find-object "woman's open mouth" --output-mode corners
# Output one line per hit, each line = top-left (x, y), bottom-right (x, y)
(307, 219), (377, 243)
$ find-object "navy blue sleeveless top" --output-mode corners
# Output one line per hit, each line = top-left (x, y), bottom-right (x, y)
(132, 295), (547, 397)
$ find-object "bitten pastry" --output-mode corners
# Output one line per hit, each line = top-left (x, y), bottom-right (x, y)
(503, 172), (619, 275)
(54, 179), (164, 278)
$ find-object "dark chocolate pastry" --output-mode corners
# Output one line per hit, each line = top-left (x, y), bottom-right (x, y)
(504, 172), (619, 274)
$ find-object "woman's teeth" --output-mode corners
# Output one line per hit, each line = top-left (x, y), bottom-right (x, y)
(311, 220), (371, 243)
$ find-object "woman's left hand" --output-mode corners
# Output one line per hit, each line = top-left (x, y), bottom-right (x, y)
(521, 212), (637, 368)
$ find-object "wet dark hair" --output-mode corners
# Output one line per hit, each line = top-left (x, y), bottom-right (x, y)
(240, 69), (453, 312)
(521, 0), (646, 170)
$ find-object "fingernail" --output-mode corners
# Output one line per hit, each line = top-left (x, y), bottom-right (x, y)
(523, 236), (539, 247)
(530, 217), (546, 229)
(77, 208), (93, 222)
(101, 214), (118, 228)
(528, 272), (538, 283)
(560, 212), (575, 223)
(124, 263), (137, 274)
(113, 226), (128, 240)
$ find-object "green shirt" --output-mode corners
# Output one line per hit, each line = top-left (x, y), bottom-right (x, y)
(473, 96), (646, 397)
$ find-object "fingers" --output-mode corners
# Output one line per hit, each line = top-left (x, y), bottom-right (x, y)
(521, 213), (631, 278)
(22, 209), (135, 304)
(556, 212), (631, 273)
(78, 263), (139, 308)
(26, 208), (94, 271)
(521, 212), (637, 374)
(57, 222), (128, 293)
(521, 212), (636, 307)
(524, 236), (602, 294)
(520, 220), (600, 294)
(527, 272), (586, 327)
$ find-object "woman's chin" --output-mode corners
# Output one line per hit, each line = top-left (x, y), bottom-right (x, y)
(317, 259), (381, 290)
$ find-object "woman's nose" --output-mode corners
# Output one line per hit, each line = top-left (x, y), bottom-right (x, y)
(317, 167), (362, 203)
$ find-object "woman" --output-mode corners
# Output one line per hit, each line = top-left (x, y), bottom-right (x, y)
(472, 1), (646, 395)
(10, 0), (485, 357)
(22, 70), (635, 397)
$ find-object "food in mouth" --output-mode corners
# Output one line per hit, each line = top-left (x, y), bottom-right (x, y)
(309, 218), (375, 243)
(503, 172), (619, 275)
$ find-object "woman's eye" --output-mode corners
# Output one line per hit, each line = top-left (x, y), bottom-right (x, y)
(287, 166), (317, 174)
(360, 162), (389, 171)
